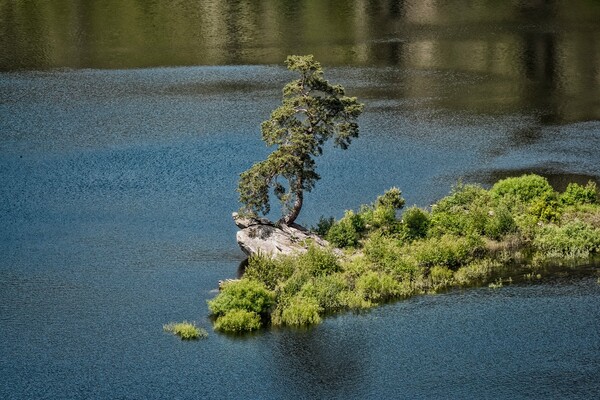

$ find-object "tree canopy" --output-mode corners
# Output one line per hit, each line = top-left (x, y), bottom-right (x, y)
(237, 55), (364, 225)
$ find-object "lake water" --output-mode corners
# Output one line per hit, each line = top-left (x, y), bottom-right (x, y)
(1, 1), (600, 398)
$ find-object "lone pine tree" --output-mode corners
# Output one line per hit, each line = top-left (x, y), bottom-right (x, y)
(237, 55), (364, 225)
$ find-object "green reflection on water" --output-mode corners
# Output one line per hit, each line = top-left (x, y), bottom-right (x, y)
(1, 0), (600, 122)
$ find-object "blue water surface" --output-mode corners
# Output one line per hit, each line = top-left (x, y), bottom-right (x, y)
(1, 64), (599, 399)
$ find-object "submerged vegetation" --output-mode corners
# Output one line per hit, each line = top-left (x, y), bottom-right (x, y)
(163, 321), (208, 340)
(211, 174), (600, 333)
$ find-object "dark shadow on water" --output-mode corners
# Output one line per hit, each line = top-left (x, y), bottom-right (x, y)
(465, 168), (599, 192)
(269, 324), (367, 396)
(482, 169), (599, 192)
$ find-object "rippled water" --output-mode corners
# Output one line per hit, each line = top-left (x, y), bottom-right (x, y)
(1, 1), (600, 399)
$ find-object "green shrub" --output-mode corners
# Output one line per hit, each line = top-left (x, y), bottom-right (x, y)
(326, 210), (364, 248)
(363, 234), (418, 279)
(340, 255), (372, 279)
(528, 192), (562, 222)
(355, 271), (400, 302)
(297, 245), (340, 276)
(514, 212), (541, 239)
(214, 310), (262, 333)
(360, 204), (398, 231)
(561, 205), (600, 228)
(275, 268), (311, 302)
(208, 279), (274, 317)
(375, 187), (405, 210)
(429, 184), (492, 237)
(560, 181), (598, 206)
(435, 183), (489, 211)
(533, 221), (600, 258)
(490, 174), (555, 205)
(244, 253), (295, 290)
(278, 296), (322, 326)
(163, 321), (208, 340)
(428, 266), (454, 290)
(410, 234), (485, 270)
(402, 206), (431, 239)
(337, 290), (374, 309)
(312, 216), (335, 237)
(351, 188), (405, 234)
(484, 205), (516, 239)
(429, 210), (470, 237)
(299, 274), (348, 311)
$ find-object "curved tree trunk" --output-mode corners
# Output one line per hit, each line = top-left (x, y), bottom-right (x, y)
(281, 188), (303, 225)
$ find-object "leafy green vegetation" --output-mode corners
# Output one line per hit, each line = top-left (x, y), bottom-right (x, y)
(237, 55), (363, 225)
(207, 279), (274, 332)
(212, 174), (600, 333)
(214, 310), (262, 333)
(163, 321), (208, 340)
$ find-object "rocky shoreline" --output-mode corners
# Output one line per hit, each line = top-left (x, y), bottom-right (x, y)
(232, 212), (330, 258)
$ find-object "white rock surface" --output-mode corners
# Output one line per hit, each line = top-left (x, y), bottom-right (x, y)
(232, 212), (329, 258)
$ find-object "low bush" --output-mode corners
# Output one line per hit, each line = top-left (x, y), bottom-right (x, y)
(355, 271), (400, 302)
(428, 266), (454, 291)
(207, 279), (274, 317)
(363, 234), (418, 279)
(453, 259), (502, 286)
(490, 174), (555, 205)
(275, 268), (311, 302)
(560, 181), (598, 206)
(484, 205), (516, 240)
(299, 273), (348, 311)
(434, 183), (489, 212)
(163, 321), (208, 340)
(296, 245), (340, 276)
(214, 310), (262, 333)
(277, 296), (322, 326)
(360, 204), (398, 232)
(528, 192), (562, 222)
(429, 184), (492, 237)
(428, 210), (472, 237)
(337, 290), (374, 310)
(312, 216), (335, 236)
(326, 210), (364, 248)
(533, 221), (600, 258)
(243, 253), (295, 290)
(375, 187), (406, 209)
(561, 205), (600, 228)
(409, 234), (485, 270)
(402, 206), (430, 239)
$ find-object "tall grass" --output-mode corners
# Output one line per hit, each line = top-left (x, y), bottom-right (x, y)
(163, 321), (208, 340)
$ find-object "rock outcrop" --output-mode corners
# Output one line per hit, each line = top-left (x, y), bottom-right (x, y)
(233, 212), (330, 258)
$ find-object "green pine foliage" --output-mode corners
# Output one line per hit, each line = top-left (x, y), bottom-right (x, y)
(212, 174), (600, 333)
(237, 55), (364, 225)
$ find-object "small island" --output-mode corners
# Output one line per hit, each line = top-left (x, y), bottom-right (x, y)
(211, 174), (600, 332)
(208, 56), (600, 333)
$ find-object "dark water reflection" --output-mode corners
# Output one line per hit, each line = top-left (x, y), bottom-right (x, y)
(1, 1), (600, 399)
(2, 1), (600, 122)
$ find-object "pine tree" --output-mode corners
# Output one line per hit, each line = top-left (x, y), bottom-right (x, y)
(237, 55), (364, 225)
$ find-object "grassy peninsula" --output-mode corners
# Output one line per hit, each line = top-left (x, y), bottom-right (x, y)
(210, 174), (600, 333)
